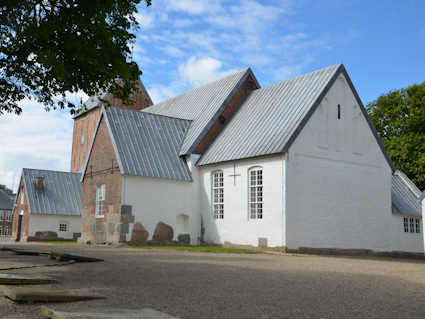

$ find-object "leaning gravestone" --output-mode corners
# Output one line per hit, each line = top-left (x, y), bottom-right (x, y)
(130, 222), (149, 245)
(152, 222), (174, 245)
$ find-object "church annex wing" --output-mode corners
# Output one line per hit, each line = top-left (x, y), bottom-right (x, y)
(197, 64), (395, 169)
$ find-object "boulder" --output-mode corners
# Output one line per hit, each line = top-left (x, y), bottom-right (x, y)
(35, 231), (58, 240)
(152, 222), (174, 245)
(130, 222), (149, 246)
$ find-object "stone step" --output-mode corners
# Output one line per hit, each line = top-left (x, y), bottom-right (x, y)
(50, 252), (104, 262)
(0, 285), (105, 302)
(0, 274), (57, 285)
(41, 306), (180, 319)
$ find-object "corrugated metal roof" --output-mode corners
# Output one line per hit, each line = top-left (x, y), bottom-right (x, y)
(22, 169), (82, 216)
(72, 79), (153, 119)
(142, 68), (260, 156)
(105, 107), (193, 181)
(392, 170), (422, 217)
(0, 190), (14, 210)
(197, 64), (342, 165)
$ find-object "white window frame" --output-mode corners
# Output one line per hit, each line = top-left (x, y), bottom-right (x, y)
(0, 225), (2, 235)
(20, 191), (24, 205)
(5, 211), (12, 222)
(249, 168), (263, 219)
(403, 217), (420, 234)
(0, 211), (3, 222)
(212, 171), (224, 219)
(59, 222), (68, 232)
(96, 184), (106, 218)
(4, 226), (10, 236)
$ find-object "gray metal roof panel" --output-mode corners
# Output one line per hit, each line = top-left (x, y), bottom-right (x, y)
(142, 68), (260, 156)
(391, 170), (422, 217)
(197, 64), (341, 165)
(105, 107), (193, 182)
(0, 190), (14, 210)
(21, 168), (82, 216)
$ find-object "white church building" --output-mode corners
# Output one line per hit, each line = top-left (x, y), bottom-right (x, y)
(77, 64), (423, 256)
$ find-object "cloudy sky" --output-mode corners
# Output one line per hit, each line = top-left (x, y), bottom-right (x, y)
(1, 0), (424, 192)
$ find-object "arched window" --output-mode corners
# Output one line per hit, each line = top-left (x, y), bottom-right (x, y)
(96, 184), (106, 218)
(212, 171), (224, 219)
(249, 167), (263, 219)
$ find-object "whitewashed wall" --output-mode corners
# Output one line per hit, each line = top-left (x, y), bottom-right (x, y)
(285, 74), (393, 252)
(391, 214), (424, 253)
(28, 214), (82, 239)
(122, 154), (201, 245)
(200, 154), (285, 248)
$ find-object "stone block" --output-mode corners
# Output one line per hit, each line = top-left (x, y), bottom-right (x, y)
(258, 238), (268, 247)
(122, 214), (135, 224)
(115, 214), (122, 223)
(178, 234), (190, 244)
(92, 223), (100, 232)
(106, 232), (114, 243)
(116, 223), (129, 234)
(241, 245), (254, 250)
(223, 241), (232, 248)
(148, 240), (161, 246)
(108, 223), (115, 232)
(233, 244), (241, 249)
(121, 205), (132, 215)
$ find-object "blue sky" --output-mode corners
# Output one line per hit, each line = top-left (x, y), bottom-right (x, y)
(1, 0), (424, 191)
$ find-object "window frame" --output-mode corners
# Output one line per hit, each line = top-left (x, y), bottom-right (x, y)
(59, 222), (68, 232)
(5, 211), (12, 222)
(0, 211), (3, 222)
(96, 184), (106, 218)
(404, 217), (420, 234)
(212, 171), (224, 220)
(249, 167), (263, 220)
(4, 226), (10, 236)
(0, 225), (2, 235)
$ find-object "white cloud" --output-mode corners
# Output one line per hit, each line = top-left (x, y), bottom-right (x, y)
(134, 11), (156, 29)
(162, 0), (223, 15)
(178, 56), (237, 87)
(0, 99), (73, 192)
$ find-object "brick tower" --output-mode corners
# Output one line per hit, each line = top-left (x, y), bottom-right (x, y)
(70, 80), (153, 173)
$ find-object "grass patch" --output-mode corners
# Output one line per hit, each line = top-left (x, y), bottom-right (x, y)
(129, 245), (264, 254)
(42, 241), (79, 245)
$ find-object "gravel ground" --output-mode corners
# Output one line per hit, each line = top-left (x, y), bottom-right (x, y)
(1, 243), (425, 318)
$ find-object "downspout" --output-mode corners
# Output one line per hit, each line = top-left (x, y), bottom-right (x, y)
(281, 153), (286, 253)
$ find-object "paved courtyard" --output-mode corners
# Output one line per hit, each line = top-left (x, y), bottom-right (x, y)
(1, 243), (425, 318)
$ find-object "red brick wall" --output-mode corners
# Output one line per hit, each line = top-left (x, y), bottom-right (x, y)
(11, 180), (30, 242)
(71, 81), (152, 173)
(82, 116), (123, 243)
(194, 75), (258, 153)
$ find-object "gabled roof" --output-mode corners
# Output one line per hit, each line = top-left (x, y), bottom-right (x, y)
(72, 79), (153, 119)
(392, 170), (422, 217)
(142, 68), (260, 156)
(83, 107), (193, 182)
(197, 64), (395, 168)
(20, 169), (82, 216)
(0, 190), (14, 210)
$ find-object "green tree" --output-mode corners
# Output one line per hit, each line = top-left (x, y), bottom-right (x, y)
(366, 81), (425, 190)
(0, 184), (11, 191)
(0, 0), (151, 115)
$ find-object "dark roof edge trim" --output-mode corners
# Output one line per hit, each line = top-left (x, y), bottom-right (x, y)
(281, 64), (343, 153)
(80, 107), (108, 182)
(341, 66), (396, 170)
(185, 68), (260, 155)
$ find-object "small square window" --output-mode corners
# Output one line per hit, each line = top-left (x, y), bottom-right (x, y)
(59, 223), (67, 232)
(245, 81), (253, 91)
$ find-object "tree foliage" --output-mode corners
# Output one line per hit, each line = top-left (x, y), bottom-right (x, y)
(0, 0), (151, 115)
(366, 81), (425, 190)
(0, 184), (11, 191)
